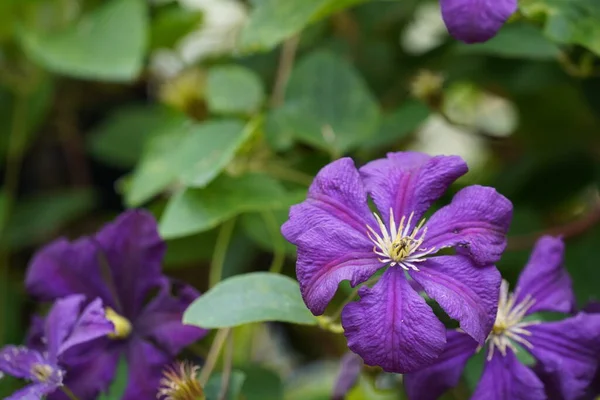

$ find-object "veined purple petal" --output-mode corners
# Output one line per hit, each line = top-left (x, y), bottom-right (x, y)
(135, 279), (207, 355)
(332, 352), (363, 400)
(514, 236), (575, 314)
(341, 267), (446, 373)
(6, 383), (52, 400)
(294, 224), (380, 315)
(410, 256), (500, 344)
(527, 313), (600, 400)
(25, 237), (114, 306)
(122, 339), (172, 400)
(472, 349), (545, 400)
(0, 346), (48, 380)
(95, 209), (166, 319)
(48, 343), (120, 400)
(404, 330), (478, 400)
(423, 185), (512, 265)
(440, 0), (517, 44)
(359, 152), (467, 224)
(45, 295), (114, 359)
(282, 157), (376, 243)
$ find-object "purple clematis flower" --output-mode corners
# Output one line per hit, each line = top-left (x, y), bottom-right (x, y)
(25, 210), (208, 400)
(405, 236), (600, 400)
(282, 152), (512, 373)
(440, 0), (517, 43)
(0, 295), (114, 400)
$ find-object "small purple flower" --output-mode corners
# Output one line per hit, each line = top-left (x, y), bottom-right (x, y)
(332, 352), (363, 400)
(282, 152), (512, 373)
(440, 0), (517, 43)
(0, 295), (114, 400)
(405, 236), (600, 400)
(25, 210), (208, 400)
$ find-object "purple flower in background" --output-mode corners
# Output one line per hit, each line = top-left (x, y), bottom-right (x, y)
(405, 236), (600, 400)
(332, 352), (363, 400)
(440, 0), (517, 43)
(0, 295), (113, 400)
(282, 152), (512, 373)
(25, 210), (208, 400)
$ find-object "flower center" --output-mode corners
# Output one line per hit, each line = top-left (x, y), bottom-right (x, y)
(486, 280), (539, 360)
(105, 308), (132, 339)
(366, 209), (435, 271)
(31, 364), (55, 382)
(158, 362), (205, 400)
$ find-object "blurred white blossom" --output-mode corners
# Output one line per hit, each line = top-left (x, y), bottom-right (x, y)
(410, 115), (489, 171)
(401, 2), (448, 55)
(150, 0), (248, 79)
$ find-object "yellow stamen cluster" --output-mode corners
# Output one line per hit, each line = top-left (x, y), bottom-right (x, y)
(158, 362), (205, 400)
(105, 308), (132, 339)
(366, 209), (435, 271)
(31, 364), (55, 382)
(487, 280), (540, 360)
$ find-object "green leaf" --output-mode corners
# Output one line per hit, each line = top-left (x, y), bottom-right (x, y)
(150, 4), (203, 50)
(88, 105), (184, 169)
(205, 371), (246, 400)
(284, 50), (380, 155)
(159, 173), (286, 238)
(364, 100), (430, 149)
(183, 272), (316, 328)
(520, 0), (600, 56)
(240, 0), (370, 51)
(7, 189), (96, 250)
(20, 0), (148, 81)
(206, 65), (265, 115)
(239, 365), (284, 400)
(125, 119), (251, 207)
(98, 356), (128, 400)
(458, 23), (561, 60)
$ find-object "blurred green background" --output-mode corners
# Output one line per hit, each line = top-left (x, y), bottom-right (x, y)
(1, 0), (600, 398)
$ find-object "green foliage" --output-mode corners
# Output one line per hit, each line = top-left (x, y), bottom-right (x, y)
(159, 173), (287, 238)
(206, 65), (265, 115)
(19, 0), (148, 81)
(183, 272), (317, 328)
(283, 50), (380, 155)
(205, 371), (246, 400)
(98, 357), (128, 400)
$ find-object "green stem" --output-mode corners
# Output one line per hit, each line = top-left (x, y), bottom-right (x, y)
(209, 218), (236, 288)
(261, 211), (286, 274)
(218, 332), (234, 400)
(198, 328), (231, 386)
(0, 94), (29, 345)
(61, 385), (81, 400)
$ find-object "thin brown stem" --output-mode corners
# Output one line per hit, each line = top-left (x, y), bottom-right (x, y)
(61, 385), (80, 400)
(198, 328), (231, 386)
(270, 35), (300, 108)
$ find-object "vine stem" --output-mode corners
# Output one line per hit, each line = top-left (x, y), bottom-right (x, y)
(209, 218), (236, 288)
(270, 35), (300, 108)
(218, 332), (234, 400)
(198, 328), (231, 386)
(262, 211), (286, 274)
(61, 385), (80, 400)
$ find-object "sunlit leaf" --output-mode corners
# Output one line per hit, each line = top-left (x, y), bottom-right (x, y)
(206, 65), (265, 115)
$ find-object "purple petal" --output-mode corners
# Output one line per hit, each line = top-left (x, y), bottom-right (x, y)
(282, 157), (375, 243)
(404, 330), (478, 400)
(44, 295), (114, 359)
(25, 237), (114, 305)
(410, 256), (500, 344)
(332, 352), (363, 400)
(49, 344), (120, 400)
(135, 279), (207, 355)
(440, 0), (518, 44)
(5, 383), (53, 400)
(514, 236), (575, 314)
(95, 209), (166, 319)
(527, 313), (600, 400)
(359, 152), (467, 224)
(0, 346), (47, 379)
(341, 267), (446, 373)
(472, 349), (545, 400)
(294, 224), (380, 315)
(122, 339), (172, 400)
(423, 185), (512, 265)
